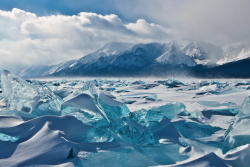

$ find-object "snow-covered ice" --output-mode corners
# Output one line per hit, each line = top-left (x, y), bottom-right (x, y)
(0, 70), (250, 166)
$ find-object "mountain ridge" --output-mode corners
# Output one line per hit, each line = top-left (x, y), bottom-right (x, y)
(14, 40), (250, 78)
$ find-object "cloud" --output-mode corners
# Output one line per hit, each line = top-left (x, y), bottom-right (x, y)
(0, 8), (171, 71)
(115, 0), (250, 45)
(1, 1), (249, 72)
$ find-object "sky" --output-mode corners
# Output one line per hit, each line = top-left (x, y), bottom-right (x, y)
(0, 0), (250, 71)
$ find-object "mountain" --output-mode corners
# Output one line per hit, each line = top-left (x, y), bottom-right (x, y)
(217, 42), (250, 65)
(195, 57), (250, 78)
(14, 40), (250, 78)
(15, 60), (76, 78)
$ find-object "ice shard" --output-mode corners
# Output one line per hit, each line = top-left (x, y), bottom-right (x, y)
(173, 119), (222, 142)
(0, 132), (19, 142)
(109, 117), (155, 145)
(221, 94), (250, 153)
(89, 82), (130, 121)
(135, 102), (189, 121)
(61, 106), (104, 126)
(164, 78), (185, 88)
(1, 70), (62, 116)
(32, 86), (62, 116)
(1, 70), (40, 113)
(86, 126), (113, 142)
(62, 81), (152, 144)
(152, 116), (181, 144)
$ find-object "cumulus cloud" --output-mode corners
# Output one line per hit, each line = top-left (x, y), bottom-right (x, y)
(0, 8), (171, 71)
(2, 0), (249, 72)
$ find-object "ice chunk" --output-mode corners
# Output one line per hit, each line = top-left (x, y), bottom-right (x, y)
(234, 81), (249, 87)
(89, 83), (130, 121)
(134, 103), (189, 123)
(197, 101), (239, 114)
(139, 128), (155, 145)
(53, 89), (73, 99)
(145, 94), (158, 101)
(52, 81), (60, 86)
(97, 99), (130, 121)
(112, 124), (142, 144)
(68, 82), (77, 86)
(132, 80), (145, 85)
(221, 95), (250, 153)
(164, 78), (185, 88)
(86, 127), (113, 142)
(196, 80), (210, 88)
(199, 84), (218, 92)
(0, 132), (19, 142)
(61, 106), (104, 126)
(109, 117), (154, 145)
(122, 100), (136, 104)
(141, 121), (162, 130)
(1, 70), (40, 113)
(1, 70), (62, 116)
(62, 93), (102, 115)
(144, 102), (189, 121)
(236, 95), (250, 118)
(60, 79), (68, 84)
(115, 90), (130, 93)
(173, 119), (222, 142)
(134, 109), (147, 121)
(211, 85), (244, 95)
(152, 116), (181, 144)
(62, 82), (149, 144)
(103, 87), (116, 91)
(118, 93), (157, 100)
(31, 86), (62, 116)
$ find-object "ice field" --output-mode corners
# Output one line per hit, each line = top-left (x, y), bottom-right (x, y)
(1, 70), (250, 166)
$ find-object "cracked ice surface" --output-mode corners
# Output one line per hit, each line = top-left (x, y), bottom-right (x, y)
(1, 71), (250, 166)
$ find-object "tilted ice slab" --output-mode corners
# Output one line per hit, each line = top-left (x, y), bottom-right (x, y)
(60, 80), (155, 145)
(221, 94), (250, 153)
(135, 102), (189, 122)
(89, 82), (130, 121)
(1, 70), (62, 116)
(1, 70), (40, 113)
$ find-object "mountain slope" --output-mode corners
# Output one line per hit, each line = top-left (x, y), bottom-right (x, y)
(195, 57), (250, 78)
(156, 44), (196, 66)
(16, 60), (76, 78)
(45, 42), (203, 76)
(217, 42), (250, 65)
(14, 40), (250, 78)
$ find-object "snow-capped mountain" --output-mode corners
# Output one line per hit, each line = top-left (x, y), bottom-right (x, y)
(15, 60), (76, 78)
(175, 40), (223, 65)
(14, 40), (250, 78)
(217, 42), (250, 65)
(156, 42), (196, 66)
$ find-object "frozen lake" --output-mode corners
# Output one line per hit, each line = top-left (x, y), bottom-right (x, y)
(0, 71), (250, 166)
